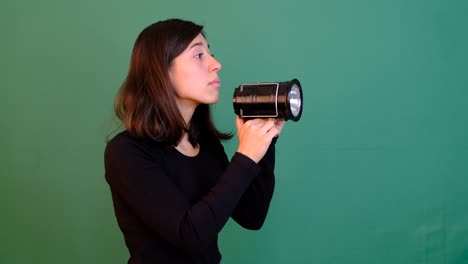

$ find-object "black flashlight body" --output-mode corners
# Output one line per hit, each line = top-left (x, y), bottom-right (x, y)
(233, 79), (303, 121)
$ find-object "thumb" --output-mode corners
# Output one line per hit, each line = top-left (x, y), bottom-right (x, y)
(235, 115), (244, 131)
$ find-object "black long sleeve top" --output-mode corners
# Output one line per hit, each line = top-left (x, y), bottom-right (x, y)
(104, 131), (276, 264)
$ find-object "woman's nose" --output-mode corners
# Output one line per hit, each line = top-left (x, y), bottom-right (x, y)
(210, 56), (222, 72)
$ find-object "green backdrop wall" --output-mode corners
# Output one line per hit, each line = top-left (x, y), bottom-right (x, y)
(2, 0), (467, 263)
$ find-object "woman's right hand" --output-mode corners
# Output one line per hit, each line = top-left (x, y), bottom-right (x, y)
(235, 116), (281, 163)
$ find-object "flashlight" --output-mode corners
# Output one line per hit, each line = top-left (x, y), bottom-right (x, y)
(233, 79), (303, 121)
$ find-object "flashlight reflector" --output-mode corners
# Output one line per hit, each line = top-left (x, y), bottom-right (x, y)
(289, 84), (302, 118)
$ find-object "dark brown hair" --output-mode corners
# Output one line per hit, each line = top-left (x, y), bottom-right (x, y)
(114, 19), (232, 146)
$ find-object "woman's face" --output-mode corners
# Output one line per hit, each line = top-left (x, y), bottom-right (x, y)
(169, 33), (222, 111)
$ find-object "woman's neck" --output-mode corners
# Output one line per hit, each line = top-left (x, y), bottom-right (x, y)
(176, 100), (197, 126)
(175, 133), (200, 157)
(174, 101), (200, 156)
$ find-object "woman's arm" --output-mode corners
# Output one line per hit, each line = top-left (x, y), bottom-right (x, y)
(231, 139), (276, 230)
(229, 117), (284, 229)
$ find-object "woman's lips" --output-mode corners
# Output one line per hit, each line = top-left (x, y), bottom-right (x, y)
(209, 78), (220, 87)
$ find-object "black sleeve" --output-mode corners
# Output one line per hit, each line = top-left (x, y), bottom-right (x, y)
(104, 136), (260, 254)
(231, 138), (277, 230)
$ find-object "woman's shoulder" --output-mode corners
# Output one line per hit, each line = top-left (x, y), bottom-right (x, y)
(106, 130), (136, 150)
(105, 130), (165, 159)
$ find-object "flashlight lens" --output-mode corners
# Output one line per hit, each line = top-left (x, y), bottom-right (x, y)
(289, 84), (302, 117)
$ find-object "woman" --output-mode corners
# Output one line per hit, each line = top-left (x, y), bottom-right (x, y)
(104, 18), (285, 263)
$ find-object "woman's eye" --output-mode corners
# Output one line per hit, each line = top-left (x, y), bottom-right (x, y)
(195, 53), (203, 59)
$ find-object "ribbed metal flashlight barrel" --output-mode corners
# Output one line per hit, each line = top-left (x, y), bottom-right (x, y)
(233, 79), (303, 121)
(233, 83), (279, 118)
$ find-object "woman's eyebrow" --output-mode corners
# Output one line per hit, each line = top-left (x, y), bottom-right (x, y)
(188, 42), (208, 50)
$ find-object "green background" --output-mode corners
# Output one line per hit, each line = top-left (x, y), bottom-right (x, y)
(2, 0), (467, 263)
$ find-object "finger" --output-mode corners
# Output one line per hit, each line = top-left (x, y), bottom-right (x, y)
(275, 119), (286, 126)
(275, 125), (284, 136)
(241, 119), (262, 132)
(246, 118), (263, 126)
(265, 125), (281, 139)
(259, 119), (276, 134)
(275, 119), (285, 130)
(235, 115), (244, 131)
